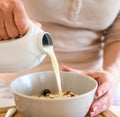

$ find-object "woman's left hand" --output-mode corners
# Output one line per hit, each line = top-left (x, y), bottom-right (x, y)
(62, 65), (116, 116)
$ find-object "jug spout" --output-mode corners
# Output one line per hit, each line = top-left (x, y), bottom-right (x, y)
(0, 21), (53, 73)
(42, 33), (53, 46)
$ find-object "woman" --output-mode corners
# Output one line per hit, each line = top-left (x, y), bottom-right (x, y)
(0, 0), (120, 116)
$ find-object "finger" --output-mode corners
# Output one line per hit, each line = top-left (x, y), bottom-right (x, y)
(61, 65), (82, 73)
(88, 93), (112, 116)
(4, 8), (19, 38)
(0, 9), (9, 39)
(96, 81), (110, 98)
(0, 32), (2, 40)
(0, 20), (9, 40)
(85, 71), (110, 97)
(13, 0), (29, 36)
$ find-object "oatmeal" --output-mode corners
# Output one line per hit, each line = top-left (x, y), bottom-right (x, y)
(32, 89), (78, 99)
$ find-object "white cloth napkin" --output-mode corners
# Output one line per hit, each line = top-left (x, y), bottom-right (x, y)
(0, 99), (15, 108)
(0, 79), (12, 98)
(0, 79), (15, 108)
(114, 83), (120, 106)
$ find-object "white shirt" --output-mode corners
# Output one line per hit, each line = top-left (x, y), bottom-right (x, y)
(0, 0), (120, 106)
(20, 0), (120, 70)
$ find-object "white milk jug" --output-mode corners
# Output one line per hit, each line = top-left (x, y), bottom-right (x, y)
(0, 21), (53, 73)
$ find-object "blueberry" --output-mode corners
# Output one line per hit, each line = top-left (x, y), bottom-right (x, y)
(42, 89), (51, 96)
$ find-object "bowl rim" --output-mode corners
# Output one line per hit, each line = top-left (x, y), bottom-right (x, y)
(10, 71), (98, 101)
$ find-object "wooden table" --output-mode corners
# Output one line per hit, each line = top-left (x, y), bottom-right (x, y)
(0, 106), (118, 117)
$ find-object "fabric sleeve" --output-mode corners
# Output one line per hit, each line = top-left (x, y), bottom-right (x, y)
(105, 12), (120, 46)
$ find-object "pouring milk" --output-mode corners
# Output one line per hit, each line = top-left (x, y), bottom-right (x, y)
(43, 45), (63, 96)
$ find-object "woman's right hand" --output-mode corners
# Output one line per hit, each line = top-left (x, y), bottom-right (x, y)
(0, 0), (29, 40)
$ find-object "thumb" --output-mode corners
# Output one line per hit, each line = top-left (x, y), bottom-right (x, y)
(61, 65), (93, 76)
(61, 65), (83, 74)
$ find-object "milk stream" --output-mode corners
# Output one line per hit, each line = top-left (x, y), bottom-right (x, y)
(44, 45), (63, 96)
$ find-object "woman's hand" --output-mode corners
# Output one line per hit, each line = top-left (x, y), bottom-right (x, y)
(62, 65), (116, 116)
(0, 0), (29, 40)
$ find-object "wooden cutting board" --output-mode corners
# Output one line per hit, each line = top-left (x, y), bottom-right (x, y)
(0, 106), (118, 117)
